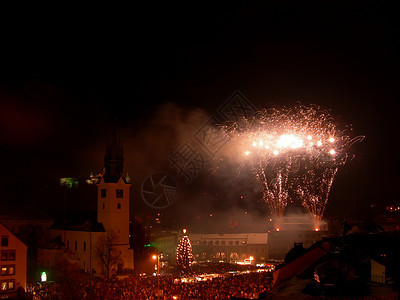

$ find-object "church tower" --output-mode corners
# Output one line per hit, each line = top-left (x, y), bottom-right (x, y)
(97, 128), (131, 247)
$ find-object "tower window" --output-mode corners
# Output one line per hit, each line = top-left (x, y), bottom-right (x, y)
(84, 242), (86, 252)
(74, 241), (77, 251)
(101, 189), (107, 198)
(116, 189), (123, 198)
(102, 203), (105, 210)
(117, 203), (121, 209)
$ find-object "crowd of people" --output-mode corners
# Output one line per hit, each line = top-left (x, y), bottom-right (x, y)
(26, 270), (273, 299)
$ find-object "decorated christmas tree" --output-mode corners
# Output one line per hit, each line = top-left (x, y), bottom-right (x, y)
(176, 229), (194, 270)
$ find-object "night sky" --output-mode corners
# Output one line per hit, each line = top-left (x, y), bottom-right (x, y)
(0, 3), (398, 228)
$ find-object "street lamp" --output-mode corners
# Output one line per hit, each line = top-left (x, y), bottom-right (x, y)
(152, 253), (160, 300)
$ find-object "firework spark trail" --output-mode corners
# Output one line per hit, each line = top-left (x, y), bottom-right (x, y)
(223, 104), (363, 224)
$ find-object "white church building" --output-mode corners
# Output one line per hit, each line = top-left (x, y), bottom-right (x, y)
(38, 131), (134, 278)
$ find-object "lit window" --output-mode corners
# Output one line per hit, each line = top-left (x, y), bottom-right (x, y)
(8, 281), (13, 290)
(8, 266), (14, 275)
(1, 268), (6, 276)
(1, 282), (6, 290)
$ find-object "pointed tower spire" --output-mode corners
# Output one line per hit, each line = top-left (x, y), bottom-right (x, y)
(103, 121), (124, 182)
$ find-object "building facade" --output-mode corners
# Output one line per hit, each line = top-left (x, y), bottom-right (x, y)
(190, 233), (269, 263)
(0, 223), (27, 297)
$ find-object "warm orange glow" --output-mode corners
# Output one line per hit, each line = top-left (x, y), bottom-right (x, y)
(152, 255), (157, 260)
(183, 228), (187, 234)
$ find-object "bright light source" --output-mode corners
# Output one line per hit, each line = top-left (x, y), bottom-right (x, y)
(276, 134), (303, 149)
(41, 271), (47, 282)
(273, 150), (279, 155)
(152, 255), (157, 260)
(329, 137), (335, 143)
(317, 141), (322, 147)
(329, 149), (336, 155)
(245, 151), (250, 156)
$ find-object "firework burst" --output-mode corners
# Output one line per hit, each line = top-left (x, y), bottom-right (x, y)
(225, 104), (363, 226)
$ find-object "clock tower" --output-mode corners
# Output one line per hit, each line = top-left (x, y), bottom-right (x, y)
(97, 128), (133, 269)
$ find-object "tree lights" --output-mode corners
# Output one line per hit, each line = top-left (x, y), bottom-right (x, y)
(176, 229), (194, 270)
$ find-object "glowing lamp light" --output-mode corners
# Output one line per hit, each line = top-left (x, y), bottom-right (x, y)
(276, 228), (280, 232)
(307, 135), (312, 140)
(317, 141), (322, 147)
(183, 228), (187, 235)
(152, 255), (157, 260)
(252, 141), (257, 147)
(41, 271), (47, 282)
(329, 137), (335, 143)
(245, 151), (250, 156)
(329, 149), (336, 155)
(273, 150), (279, 155)
(314, 228), (320, 232)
